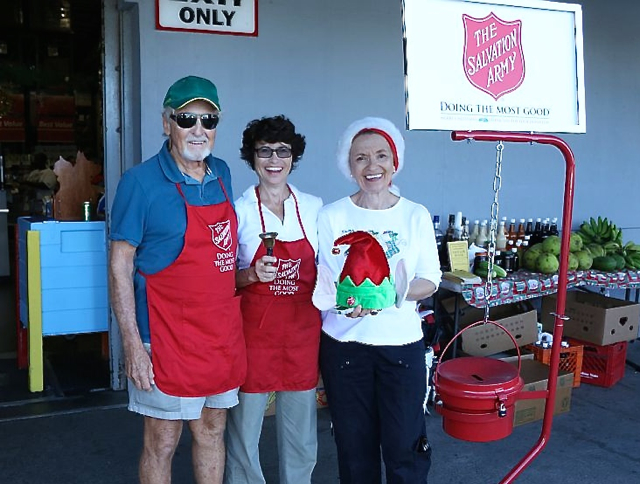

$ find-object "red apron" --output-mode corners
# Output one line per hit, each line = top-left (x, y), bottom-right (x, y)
(143, 181), (246, 397)
(239, 187), (321, 393)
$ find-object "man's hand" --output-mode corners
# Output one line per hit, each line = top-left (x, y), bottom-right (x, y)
(124, 342), (155, 391)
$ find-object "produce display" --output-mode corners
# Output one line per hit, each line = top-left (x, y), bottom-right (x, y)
(521, 216), (640, 274)
(473, 259), (507, 279)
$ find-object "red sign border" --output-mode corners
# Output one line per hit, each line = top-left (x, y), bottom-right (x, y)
(155, 0), (258, 37)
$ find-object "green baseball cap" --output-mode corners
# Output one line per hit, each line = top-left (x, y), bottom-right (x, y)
(163, 76), (221, 111)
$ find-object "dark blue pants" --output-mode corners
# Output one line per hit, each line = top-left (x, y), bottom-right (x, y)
(320, 332), (431, 484)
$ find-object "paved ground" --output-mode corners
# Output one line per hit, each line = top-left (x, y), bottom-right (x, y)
(1, 339), (639, 483)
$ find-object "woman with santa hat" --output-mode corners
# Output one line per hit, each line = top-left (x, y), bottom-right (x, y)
(225, 115), (323, 484)
(316, 117), (442, 484)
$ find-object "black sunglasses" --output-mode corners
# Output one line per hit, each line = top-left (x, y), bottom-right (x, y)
(170, 113), (219, 130)
(255, 146), (292, 159)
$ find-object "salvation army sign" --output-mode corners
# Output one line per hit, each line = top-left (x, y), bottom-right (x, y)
(156, 0), (257, 36)
(403, 0), (586, 133)
(462, 13), (524, 100)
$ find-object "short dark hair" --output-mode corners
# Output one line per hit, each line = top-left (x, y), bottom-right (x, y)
(240, 115), (306, 171)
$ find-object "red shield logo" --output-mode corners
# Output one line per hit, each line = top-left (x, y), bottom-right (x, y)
(462, 12), (525, 100)
(209, 221), (232, 251)
(276, 258), (301, 280)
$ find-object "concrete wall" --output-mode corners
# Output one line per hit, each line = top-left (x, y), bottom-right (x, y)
(119, 0), (640, 240)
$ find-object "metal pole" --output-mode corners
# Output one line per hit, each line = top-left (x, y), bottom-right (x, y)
(451, 130), (576, 484)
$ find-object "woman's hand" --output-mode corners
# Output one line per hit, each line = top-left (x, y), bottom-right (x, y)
(235, 255), (278, 288)
(345, 305), (379, 318)
(254, 255), (278, 282)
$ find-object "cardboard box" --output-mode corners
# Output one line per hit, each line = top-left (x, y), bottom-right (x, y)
(509, 359), (573, 427)
(442, 298), (538, 356)
(541, 291), (640, 345)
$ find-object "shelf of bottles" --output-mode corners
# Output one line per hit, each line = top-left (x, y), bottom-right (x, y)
(434, 213), (559, 274)
(434, 213), (640, 308)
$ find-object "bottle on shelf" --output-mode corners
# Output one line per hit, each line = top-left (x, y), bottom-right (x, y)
(517, 218), (526, 242)
(460, 217), (470, 245)
(433, 215), (444, 254)
(502, 249), (515, 274)
(469, 219), (480, 246)
(510, 247), (520, 272)
(476, 220), (488, 248)
(506, 238), (515, 254)
(525, 218), (534, 237)
(541, 218), (551, 240)
(496, 219), (508, 250)
(550, 217), (559, 236)
(439, 213), (457, 268)
(454, 211), (463, 240)
(531, 218), (543, 245)
(516, 239), (525, 264)
(473, 250), (488, 273)
(507, 218), (517, 241)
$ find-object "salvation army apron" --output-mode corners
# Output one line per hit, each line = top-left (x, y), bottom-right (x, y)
(142, 180), (246, 397)
(239, 186), (321, 392)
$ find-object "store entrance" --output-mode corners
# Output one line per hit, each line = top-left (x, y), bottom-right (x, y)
(0, 0), (109, 408)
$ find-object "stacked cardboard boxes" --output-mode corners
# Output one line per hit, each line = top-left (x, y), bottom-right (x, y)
(541, 291), (639, 345)
(541, 290), (639, 387)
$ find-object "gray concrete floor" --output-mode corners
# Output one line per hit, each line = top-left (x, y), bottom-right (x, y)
(1, 340), (639, 483)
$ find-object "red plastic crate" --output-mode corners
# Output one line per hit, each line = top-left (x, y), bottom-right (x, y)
(567, 338), (628, 388)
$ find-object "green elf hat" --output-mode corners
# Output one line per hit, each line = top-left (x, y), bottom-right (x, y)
(333, 231), (396, 310)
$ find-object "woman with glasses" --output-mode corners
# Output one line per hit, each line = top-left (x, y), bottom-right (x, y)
(224, 115), (323, 484)
(316, 117), (442, 484)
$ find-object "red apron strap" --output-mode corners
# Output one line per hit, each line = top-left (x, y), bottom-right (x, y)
(289, 188), (309, 241)
(175, 183), (186, 199)
(254, 186), (267, 234)
(175, 168), (231, 204)
(255, 185), (308, 239)
(217, 177), (231, 204)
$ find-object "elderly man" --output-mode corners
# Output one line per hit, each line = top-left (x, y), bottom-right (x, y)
(109, 76), (246, 484)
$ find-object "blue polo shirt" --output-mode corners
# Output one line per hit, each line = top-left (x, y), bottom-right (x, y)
(110, 141), (234, 343)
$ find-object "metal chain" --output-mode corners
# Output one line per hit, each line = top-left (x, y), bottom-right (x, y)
(483, 141), (504, 323)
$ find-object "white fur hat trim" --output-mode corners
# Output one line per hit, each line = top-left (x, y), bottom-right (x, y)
(336, 117), (405, 182)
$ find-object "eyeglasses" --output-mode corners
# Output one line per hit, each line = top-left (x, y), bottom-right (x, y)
(170, 113), (219, 130)
(255, 146), (292, 159)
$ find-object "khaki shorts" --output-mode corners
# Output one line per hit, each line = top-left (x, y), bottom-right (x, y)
(128, 343), (238, 420)
(128, 381), (239, 420)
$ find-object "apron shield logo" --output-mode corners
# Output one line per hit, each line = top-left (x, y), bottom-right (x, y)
(462, 13), (525, 100)
(276, 258), (301, 280)
(209, 221), (232, 251)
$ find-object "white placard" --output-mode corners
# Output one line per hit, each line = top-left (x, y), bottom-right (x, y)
(403, 0), (585, 133)
(156, 0), (257, 36)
